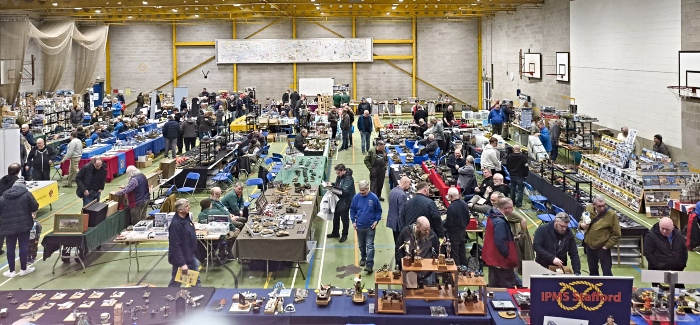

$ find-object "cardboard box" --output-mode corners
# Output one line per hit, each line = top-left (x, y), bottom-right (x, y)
(136, 158), (153, 168)
(267, 134), (275, 142)
(160, 159), (176, 179)
(106, 201), (119, 217)
(145, 170), (163, 189)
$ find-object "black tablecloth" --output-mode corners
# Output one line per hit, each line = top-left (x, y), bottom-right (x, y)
(41, 209), (130, 261)
(0, 287), (215, 324)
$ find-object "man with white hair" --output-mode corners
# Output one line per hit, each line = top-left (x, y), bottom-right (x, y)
(20, 124), (35, 146)
(418, 134), (439, 157)
(113, 165), (150, 225)
(579, 195), (620, 276)
(357, 110), (373, 154)
(644, 217), (687, 287)
(209, 186), (246, 229)
(350, 180), (382, 273)
(443, 187), (470, 266)
(469, 174), (510, 213)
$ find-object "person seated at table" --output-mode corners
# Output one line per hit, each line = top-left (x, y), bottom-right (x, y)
(221, 182), (246, 219)
(446, 149), (466, 178)
(75, 126), (87, 142)
(197, 198), (240, 261)
(91, 106), (103, 121)
(470, 191), (504, 215)
(458, 156), (478, 197)
(209, 187), (246, 229)
(245, 139), (261, 156)
(415, 118), (428, 138)
(114, 117), (125, 134)
(294, 128), (309, 153)
(469, 174), (509, 213)
(418, 134), (438, 157)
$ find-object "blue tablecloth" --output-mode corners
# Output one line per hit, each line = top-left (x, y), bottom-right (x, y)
(203, 289), (491, 325)
(81, 144), (113, 159)
(140, 122), (158, 132)
(99, 137), (117, 145)
(132, 136), (165, 158)
(117, 129), (136, 140)
(115, 151), (126, 174)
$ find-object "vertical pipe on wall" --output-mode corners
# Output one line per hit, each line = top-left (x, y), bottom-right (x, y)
(412, 16), (417, 97)
(293, 18), (297, 91)
(172, 23), (178, 88)
(105, 33), (111, 95)
(233, 20), (238, 92)
(477, 18), (483, 111)
(352, 17), (357, 101)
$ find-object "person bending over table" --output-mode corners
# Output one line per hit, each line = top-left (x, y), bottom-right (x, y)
(168, 199), (201, 287)
(113, 166), (150, 225)
(396, 216), (440, 277)
(533, 212), (581, 275)
(209, 187), (246, 229)
(294, 128), (309, 153)
(418, 134), (438, 157)
(76, 157), (106, 207)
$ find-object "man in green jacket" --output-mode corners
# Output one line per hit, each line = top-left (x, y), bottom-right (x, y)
(210, 187), (246, 229)
(333, 92), (342, 107)
(221, 183), (245, 218)
(579, 195), (621, 276)
(340, 91), (350, 105)
(364, 141), (388, 201)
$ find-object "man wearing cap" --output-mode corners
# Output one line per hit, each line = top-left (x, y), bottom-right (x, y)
(653, 134), (670, 157)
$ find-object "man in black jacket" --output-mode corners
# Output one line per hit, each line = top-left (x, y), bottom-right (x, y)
(25, 138), (55, 181)
(168, 199), (201, 287)
(399, 182), (443, 238)
(340, 109), (352, 151)
(506, 145), (529, 207)
(326, 164), (356, 242)
(397, 216), (440, 275)
(358, 98), (371, 115)
(0, 163), (21, 255)
(290, 90), (300, 110)
(446, 150), (466, 178)
(414, 105), (428, 126)
(644, 217), (687, 287)
(443, 188), (470, 266)
(419, 134), (439, 157)
(282, 89), (290, 104)
(76, 158), (107, 206)
(533, 213), (581, 275)
(364, 141), (387, 201)
(162, 115), (180, 159)
(294, 129), (308, 153)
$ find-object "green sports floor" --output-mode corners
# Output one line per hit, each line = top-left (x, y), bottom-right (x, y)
(2, 115), (697, 291)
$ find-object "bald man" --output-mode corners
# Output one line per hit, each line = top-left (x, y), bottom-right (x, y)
(396, 216), (440, 275)
(644, 217), (687, 287)
(443, 187), (470, 266)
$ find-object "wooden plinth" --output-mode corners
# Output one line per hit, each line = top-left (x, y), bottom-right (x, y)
(378, 300), (404, 314)
(455, 301), (486, 315)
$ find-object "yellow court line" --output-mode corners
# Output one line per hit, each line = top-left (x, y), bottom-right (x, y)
(263, 272), (273, 288)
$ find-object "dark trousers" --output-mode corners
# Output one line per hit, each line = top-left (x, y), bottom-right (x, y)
(492, 123), (503, 136)
(437, 140), (445, 156)
(331, 208), (350, 237)
(184, 137), (197, 151)
(550, 143), (559, 162)
(488, 266), (517, 288)
(31, 168), (50, 181)
(393, 230), (401, 268)
(177, 134), (184, 154)
(6, 231), (30, 273)
(585, 244), (613, 276)
(330, 125), (338, 140)
(448, 237), (467, 267)
(510, 176), (525, 207)
(341, 129), (350, 149)
(370, 172), (385, 199)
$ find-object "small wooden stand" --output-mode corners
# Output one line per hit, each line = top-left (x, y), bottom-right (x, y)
(412, 256), (423, 267)
(437, 254), (447, 271)
(402, 256), (412, 267)
(455, 274), (488, 315)
(378, 298), (404, 314)
(352, 293), (366, 303)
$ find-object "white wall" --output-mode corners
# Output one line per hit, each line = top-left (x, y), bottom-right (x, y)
(571, 0), (682, 148)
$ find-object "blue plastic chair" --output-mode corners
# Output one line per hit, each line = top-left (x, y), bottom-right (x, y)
(259, 145), (270, 159)
(177, 172), (200, 203)
(212, 161), (235, 187)
(272, 153), (284, 160)
(552, 204), (566, 216)
(533, 201), (555, 224)
(568, 214), (579, 229)
(85, 138), (93, 147)
(405, 139), (416, 149)
(264, 157), (274, 166)
(413, 154), (429, 165)
(523, 182), (548, 203)
(246, 178), (264, 201)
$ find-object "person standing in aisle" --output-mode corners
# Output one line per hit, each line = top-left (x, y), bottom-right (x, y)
(282, 89), (290, 105)
(326, 164), (355, 243)
(168, 199), (201, 287)
(113, 166), (150, 225)
(0, 163), (22, 255)
(25, 138), (55, 181)
(533, 212), (581, 275)
(76, 157), (107, 206)
(70, 105), (84, 128)
(0, 177), (38, 277)
(388, 176), (411, 254)
(333, 91), (342, 108)
(60, 132), (83, 188)
(644, 217), (687, 287)
(137, 92), (145, 109)
(506, 145), (529, 208)
(488, 104), (505, 136)
(364, 140), (387, 201)
(357, 110), (373, 154)
(340, 91), (350, 106)
(443, 187), (470, 266)
(112, 98), (122, 118)
(534, 120), (552, 157)
(346, 105), (355, 147)
(427, 117), (445, 154)
(162, 115), (179, 159)
(358, 98), (371, 115)
(481, 137), (502, 176)
(579, 195), (621, 276)
(27, 214), (41, 264)
(399, 182), (443, 238)
(20, 124), (35, 147)
(328, 107), (339, 140)
(290, 90), (300, 111)
(197, 111), (215, 139)
(482, 197), (519, 288)
(340, 108), (352, 151)
(549, 120), (562, 162)
(180, 117), (198, 152)
(350, 180), (382, 274)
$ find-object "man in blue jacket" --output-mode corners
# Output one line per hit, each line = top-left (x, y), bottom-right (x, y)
(350, 180), (382, 274)
(357, 110), (373, 154)
(488, 105), (505, 136)
(534, 120), (552, 155)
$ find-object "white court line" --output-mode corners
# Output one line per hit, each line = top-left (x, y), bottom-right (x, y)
(316, 220), (330, 289)
(516, 208), (538, 228)
(291, 266), (299, 288)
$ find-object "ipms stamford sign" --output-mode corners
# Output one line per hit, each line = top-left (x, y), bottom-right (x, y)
(530, 275), (633, 325)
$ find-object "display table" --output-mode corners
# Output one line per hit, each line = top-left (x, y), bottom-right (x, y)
(0, 287), (215, 325)
(117, 129), (136, 140)
(41, 209), (130, 272)
(81, 143), (113, 159)
(229, 115), (248, 132)
(202, 289), (491, 325)
(60, 152), (122, 182)
(172, 149), (235, 190)
(422, 161), (458, 206)
(29, 180), (59, 209)
(668, 199), (695, 213)
(385, 145), (413, 165)
(274, 156), (327, 186)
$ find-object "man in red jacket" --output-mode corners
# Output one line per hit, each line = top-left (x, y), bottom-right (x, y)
(482, 197), (519, 288)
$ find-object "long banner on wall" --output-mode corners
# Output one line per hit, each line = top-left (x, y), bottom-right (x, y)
(215, 38), (373, 64)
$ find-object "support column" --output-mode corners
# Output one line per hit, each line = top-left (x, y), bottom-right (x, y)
(478, 18), (483, 111)
(233, 20), (238, 92)
(172, 23), (178, 87)
(412, 17), (417, 97)
(352, 17), (357, 101)
(293, 18), (297, 91)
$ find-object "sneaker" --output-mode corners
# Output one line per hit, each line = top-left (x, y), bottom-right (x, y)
(364, 267), (373, 274)
(378, 197), (385, 202)
(27, 258), (36, 264)
(3, 271), (16, 278)
(326, 233), (340, 239)
(339, 236), (347, 243)
(19, 267), (35, 276)
(0, 250), (4, 255)
(359, 260), (366, 267)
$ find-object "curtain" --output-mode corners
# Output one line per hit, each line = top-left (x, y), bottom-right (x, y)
(27, 21), (75, 92)
(73, 25), (109, 95)
(0, 18), (30, 106)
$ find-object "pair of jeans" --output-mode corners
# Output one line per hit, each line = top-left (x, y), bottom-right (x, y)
(356, 227), (376, 268)
(164, 138), (177, 158)
(331, 208), (350, 237)
(585, 245), (613, 276)
(168, 256), (202, 287)
(341, 129), (351, 149)
(550, 143), (559, 162)
(6, 231), (30, 273)
(509, 176), (525, 207)
(360, 131), (371, 153)
(82, 190), (101, 206)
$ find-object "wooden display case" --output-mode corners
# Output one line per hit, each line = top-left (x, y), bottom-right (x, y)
(455, 272), (487, 315)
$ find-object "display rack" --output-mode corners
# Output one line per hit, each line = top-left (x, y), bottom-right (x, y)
(374, 262), (458, 315)
(573, 120), (594, 150)
(198, 139), (217, 166)
(455, 272), (487, 315)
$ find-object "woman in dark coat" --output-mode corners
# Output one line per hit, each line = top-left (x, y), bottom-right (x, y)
(0, 177), (39, 277)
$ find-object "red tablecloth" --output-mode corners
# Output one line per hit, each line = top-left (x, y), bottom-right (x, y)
(422, 162), (460, 206)
(61, 155), (119, 182)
